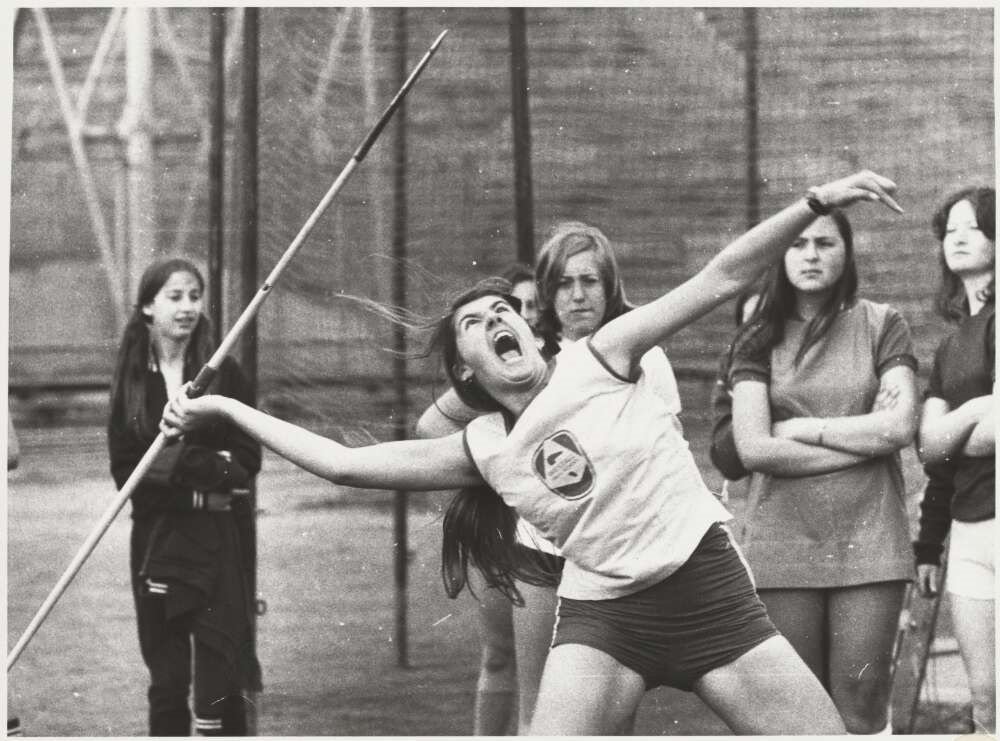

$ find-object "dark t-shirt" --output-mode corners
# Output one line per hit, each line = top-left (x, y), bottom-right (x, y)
(926, 301), (995, 523)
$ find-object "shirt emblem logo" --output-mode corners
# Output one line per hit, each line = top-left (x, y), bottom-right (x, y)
(532, 431), (594, 500)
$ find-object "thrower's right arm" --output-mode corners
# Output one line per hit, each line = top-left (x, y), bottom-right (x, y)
(161, 391), (481, 492)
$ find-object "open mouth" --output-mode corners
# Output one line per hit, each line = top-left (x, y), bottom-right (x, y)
(492, 330), (523, 362)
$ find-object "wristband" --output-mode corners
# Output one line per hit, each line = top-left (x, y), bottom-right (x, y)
(805, 187), (832, 216)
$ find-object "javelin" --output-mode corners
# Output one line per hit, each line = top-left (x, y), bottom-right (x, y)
(7, 28), (449, 672)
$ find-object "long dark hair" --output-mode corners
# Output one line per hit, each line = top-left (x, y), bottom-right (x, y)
(109, 258), (214, 439)
(739, 209), (857, 366)
(441, 485), (561, 605)
(534, 221), (632, 341)
(430, 278), (560, 603)
(930, 186), (995, 321)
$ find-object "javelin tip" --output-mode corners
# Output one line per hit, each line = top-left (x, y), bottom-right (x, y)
(431, 29), (449, 50)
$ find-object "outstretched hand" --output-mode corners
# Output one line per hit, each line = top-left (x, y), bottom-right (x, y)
(813, 170), (903, 214)
(160, 383), (219, 440)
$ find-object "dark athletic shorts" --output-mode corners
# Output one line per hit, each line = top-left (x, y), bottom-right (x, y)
(516, 543), (565, 572)
(552, 522), (778, 691)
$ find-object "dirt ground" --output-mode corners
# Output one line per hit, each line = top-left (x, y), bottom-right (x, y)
(6, 423), (969, 736)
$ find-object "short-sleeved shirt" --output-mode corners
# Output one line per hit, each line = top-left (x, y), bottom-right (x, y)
(464, 339), (729, 601)
(926, 301), (995, 523)
(730, 299), (917, 588)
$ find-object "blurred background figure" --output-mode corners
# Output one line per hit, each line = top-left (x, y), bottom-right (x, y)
(503, 262), (540, 334)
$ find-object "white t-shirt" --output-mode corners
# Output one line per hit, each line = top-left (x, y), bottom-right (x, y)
(464, 339), (729, 600)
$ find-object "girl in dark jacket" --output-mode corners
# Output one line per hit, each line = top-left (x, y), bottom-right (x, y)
(108, 258), (261, 736)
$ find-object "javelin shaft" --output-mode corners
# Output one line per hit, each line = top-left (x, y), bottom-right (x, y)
(355, 28), (447, 161)
(187, 28), (448, 397)
(7, 29), (448, 672)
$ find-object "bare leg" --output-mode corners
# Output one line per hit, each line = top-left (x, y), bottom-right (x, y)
(470, 574), (516, 735)
(950, 594), (996, 733)
(756, 588), (827, 684)
(827, 581), (906, 733)
(529, 643), (646, 735)
(511, 580), (557, 734)
(695, 634), (845, 735)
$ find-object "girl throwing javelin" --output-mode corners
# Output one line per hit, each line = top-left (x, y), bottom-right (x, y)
(417, 224), (681, 734)
(161, 170), (901, 735)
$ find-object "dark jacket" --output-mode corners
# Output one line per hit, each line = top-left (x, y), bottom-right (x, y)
(108, 356), (261, 520)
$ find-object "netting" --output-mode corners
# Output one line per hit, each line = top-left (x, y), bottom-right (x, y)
(255, 7), (409, 441)
(251, 6), (993, 438)
(9, 7), (994, 425)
